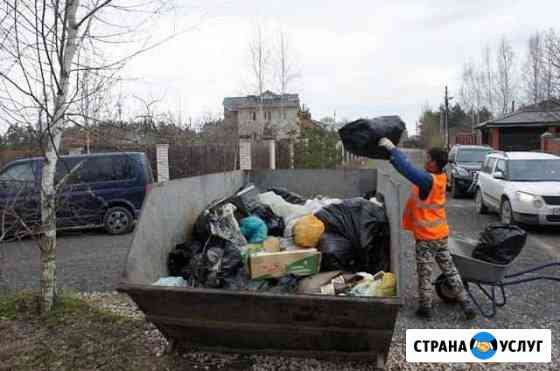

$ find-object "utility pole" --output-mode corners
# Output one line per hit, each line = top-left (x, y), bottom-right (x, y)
(444, 85), (450, 149)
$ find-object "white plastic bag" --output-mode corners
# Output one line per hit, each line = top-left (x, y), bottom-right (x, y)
(348, 273), (379, 297)
(258, 192), (307, 221)
(208, 203), (247, 247)
(303, 198), (342, 214)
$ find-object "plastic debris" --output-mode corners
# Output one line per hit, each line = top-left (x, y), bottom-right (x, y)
(153, 276), (189, 287)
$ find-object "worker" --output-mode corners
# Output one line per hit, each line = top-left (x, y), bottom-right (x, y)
(378, 137), (477, 320)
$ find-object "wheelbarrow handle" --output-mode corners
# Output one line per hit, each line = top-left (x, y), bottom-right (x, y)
(504, 262), (560, 279)
(501, 275), (560, 287)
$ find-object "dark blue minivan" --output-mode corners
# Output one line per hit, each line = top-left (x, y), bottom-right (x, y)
(0, 152), (153, 239)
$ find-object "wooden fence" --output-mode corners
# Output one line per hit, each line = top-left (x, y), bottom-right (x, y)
(0, 149), (39, 169)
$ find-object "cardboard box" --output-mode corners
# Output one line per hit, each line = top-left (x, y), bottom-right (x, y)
(262, 237), (281, 252)
(249, 249), (321, 280)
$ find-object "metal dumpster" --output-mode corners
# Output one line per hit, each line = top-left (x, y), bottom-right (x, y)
(118, 168), (408, 365)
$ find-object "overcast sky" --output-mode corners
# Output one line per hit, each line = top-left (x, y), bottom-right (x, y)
(121, 0), (560, 133)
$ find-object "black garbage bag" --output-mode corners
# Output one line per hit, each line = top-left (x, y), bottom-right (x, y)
(230, 183), (262, 217)
(168, 242), (198, 278)
(223, 266), (251, 290)
(338, 116), (406, 159)
(269, 274), (302, 294)
(189, 237), (244, 288)
(315, 198), (390, 272)
(363, 190), (377, 200)
(268, 187), (306, 205)
(472, 223), (527, 265)
(192, 203), (247, 247)
(251, 204), (285, 236)
(318, 232), (357, 271)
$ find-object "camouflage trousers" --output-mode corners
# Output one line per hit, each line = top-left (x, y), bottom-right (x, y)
(416, 238), (469, 308)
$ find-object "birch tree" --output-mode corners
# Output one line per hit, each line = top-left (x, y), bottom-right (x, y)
(522, 32), (545, 106)
(543, 29), (560, 101)
(0, 0), (175, 312)
(495, 37), (517, 115)
(249, 23), (270, 97)
(482, 46), (497, 115)
(275, 30), (299, 136)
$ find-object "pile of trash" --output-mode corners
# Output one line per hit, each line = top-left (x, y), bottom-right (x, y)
(160, 184), (394, 297)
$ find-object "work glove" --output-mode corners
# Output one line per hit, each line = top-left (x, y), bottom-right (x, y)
(378, 137), (396, 151)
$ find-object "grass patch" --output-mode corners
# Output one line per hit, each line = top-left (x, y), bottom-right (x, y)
(0, 291), (36, 320)
(0, 291), (175, 371)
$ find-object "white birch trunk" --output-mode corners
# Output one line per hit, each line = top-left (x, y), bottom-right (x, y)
(39, 0), (81, 313)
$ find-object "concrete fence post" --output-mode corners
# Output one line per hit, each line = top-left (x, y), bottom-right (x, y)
(267, 139), (276, 170)
(289, 140), (295, 169)
(239, 139), (252, 170)
(156, 144), (170, 182)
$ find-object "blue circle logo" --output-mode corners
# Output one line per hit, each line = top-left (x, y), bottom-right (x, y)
(470, 332), (498, 360)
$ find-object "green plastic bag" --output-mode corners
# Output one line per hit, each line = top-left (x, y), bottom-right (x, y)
(240, 216), (268, 243)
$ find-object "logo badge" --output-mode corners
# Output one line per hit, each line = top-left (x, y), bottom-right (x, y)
(470, 332), (498, 360)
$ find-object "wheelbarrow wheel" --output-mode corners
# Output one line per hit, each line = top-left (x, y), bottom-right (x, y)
(435, 273), (459, 303)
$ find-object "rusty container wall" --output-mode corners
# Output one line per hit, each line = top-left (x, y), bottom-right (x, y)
(119, 168), (407, 361)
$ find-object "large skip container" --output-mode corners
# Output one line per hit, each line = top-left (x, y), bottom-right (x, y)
(118, 168), (408, 367)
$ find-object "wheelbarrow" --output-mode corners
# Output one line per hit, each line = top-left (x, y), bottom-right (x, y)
(434, 237), (560, 318)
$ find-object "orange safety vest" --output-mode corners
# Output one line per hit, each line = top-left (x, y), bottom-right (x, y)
(402, 173), (449, 241)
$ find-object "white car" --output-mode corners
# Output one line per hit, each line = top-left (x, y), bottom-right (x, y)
(475, 152), (560, 225)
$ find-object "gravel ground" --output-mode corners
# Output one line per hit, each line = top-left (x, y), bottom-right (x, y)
(2, 195), (559, 369)
(1, 229), (132, 292)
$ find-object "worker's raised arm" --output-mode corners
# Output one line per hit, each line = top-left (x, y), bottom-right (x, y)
(378, 138), (433, 200)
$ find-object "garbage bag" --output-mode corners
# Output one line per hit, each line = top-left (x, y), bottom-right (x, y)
(168, 242), (196, 278)
(293, 214), (325, 248)
(240, 216), (268, 243)
(268, 187), (306, 204)
(268, 274), (301, 294)
(338, 116), (406, 159)
(230, 183), (261, 217)
(472, 223), (527, 265)
(303, 198), (343, 214)
(283, 216), (302, 239)
(363, 190), (376, 200)
(315, 198), (390, 272)
(258, 192), (308, 221)
(251, 204), (285, 236)
(317, 232), (357, 271)
(193, 203), (247, 247)
(223, 266), (251, 291)
(346, 271), (395, 296)
(189, 237), (244, 288)
(348, 273), (378, 296)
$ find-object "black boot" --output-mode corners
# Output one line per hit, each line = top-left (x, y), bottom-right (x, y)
(461, 301), (477, 320)
(415, 306), (433, 320)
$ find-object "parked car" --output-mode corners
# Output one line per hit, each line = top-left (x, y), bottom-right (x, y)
(0, 152), (154, 238)
(475, 151), (560, 225)
(446, 145), (495, 198)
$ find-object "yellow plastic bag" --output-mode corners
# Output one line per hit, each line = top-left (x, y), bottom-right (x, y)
(294, 214), (325, 248)
(372, 271), (396, 297)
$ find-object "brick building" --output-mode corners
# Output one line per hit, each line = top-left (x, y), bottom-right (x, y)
(223, 91), (300, 139)
(477, 100), (560, 154)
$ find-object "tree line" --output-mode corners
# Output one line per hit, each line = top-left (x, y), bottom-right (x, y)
(418, 29), (560, 148)
(459, 29), (560, 123)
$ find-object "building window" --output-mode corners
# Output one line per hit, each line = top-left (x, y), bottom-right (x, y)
(251, 112), (256, 121)
(264, 111), (272, 121)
